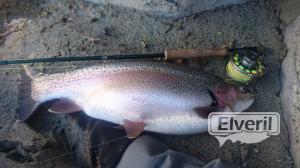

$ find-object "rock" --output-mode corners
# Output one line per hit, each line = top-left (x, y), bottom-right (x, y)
(0, 153), (30, 168)
(8, 122), (47, 149)
(279, 0), (300, 25)
(0, 0), (16, 9)
(280, 15), (300, 168)
(85, 0), (248, 19)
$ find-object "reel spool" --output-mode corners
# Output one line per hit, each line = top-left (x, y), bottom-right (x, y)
(226, 48), (265, 85)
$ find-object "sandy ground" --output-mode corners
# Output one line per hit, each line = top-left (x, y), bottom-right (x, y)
(0, 0), (295, 167)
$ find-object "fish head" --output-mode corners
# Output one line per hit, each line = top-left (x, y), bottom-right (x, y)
(213, 83), (255, 112)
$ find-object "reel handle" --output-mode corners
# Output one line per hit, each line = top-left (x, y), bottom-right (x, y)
(164, 48), (228, 60)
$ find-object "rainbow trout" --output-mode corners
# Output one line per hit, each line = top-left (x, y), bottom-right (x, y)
(18, 62), (254, 138)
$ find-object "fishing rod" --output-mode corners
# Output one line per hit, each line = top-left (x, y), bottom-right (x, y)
(0, 47), (265, 84)
(0, 48), (228, 65)
(0, 53), (163, 65)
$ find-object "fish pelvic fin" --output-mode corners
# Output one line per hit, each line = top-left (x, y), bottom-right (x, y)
(123, 119), (145, 139)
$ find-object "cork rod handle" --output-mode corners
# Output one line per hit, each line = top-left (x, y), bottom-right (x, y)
(164, 48), (228, 60)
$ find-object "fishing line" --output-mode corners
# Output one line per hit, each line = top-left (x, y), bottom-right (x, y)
(28, 135), (128, 166)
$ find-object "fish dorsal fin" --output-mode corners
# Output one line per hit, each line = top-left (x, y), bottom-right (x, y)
(49, 98), (82, 113)
(193, 106), (225, 119)
(123, 119), (145, 139)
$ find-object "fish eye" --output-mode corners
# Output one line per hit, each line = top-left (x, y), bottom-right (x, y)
(239, 87), (256, 94)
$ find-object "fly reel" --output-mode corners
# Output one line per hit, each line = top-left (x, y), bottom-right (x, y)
(226, 48), (265, 85)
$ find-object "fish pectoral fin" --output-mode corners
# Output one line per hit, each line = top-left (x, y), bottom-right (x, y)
(193, 106), (224, 119)
(123, 119), (145, 139)
(49, 98), (82, 113)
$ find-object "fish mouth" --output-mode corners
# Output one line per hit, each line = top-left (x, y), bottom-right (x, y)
(213, 83), (255, 112)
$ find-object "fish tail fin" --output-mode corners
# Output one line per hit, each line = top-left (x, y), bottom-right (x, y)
(18, 66), (82, 121)
(17, 66), (40, 122)
(22, 64), (43, 79)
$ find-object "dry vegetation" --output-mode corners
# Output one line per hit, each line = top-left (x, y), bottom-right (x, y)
(0, 0), (16, 9)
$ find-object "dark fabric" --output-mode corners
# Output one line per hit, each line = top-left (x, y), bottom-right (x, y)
(116, 135), (238, 168)
(203, 159), (237, 168)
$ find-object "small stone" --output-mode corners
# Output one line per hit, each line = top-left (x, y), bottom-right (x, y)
(253, 147), (259, 153)
(216, 32), (222, 36)
(90, 18), (98, 23)
(141, 41), (146, 48)
(176, 59), (184, 65)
